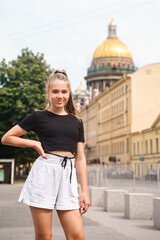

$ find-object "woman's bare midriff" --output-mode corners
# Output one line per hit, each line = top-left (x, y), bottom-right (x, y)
(46, 150), (75, 158)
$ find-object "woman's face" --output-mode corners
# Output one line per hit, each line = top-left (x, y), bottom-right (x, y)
(46, 79), (70, 109)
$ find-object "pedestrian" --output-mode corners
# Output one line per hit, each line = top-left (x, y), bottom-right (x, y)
(1, 69), (90, 240)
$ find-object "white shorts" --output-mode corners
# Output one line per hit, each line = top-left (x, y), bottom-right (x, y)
(18, 153), (80, 210)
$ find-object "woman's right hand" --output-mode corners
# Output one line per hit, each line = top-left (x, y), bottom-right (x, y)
(32, 141), (48, 159)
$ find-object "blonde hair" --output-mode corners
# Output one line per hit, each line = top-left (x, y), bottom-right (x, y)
(45, 69), (78, 117)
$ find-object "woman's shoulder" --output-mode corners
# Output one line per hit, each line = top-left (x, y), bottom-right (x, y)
(34, 109), (46, 114)
(32, 109), (47, 118)
(69, 114), (83, 124)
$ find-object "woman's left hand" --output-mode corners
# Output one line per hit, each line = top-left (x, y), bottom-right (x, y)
(80, 192), (90, 214)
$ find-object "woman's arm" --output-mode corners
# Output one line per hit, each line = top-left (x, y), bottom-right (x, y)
(1, 125), (47, 158)
(75, 142), (90, 214)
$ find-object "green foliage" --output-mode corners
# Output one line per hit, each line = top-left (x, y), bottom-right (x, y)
(0, 48), (53, 165)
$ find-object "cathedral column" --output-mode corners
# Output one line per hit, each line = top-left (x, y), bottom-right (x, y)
(103, 80), (106, 91)
(96, 81), (100, 91)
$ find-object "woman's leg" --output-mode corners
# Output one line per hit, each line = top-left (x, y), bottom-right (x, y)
(29, 206), (53, 240)
(57, 209), (85, 240)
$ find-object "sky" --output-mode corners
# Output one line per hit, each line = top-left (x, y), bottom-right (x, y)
(0, 0), (160, 91)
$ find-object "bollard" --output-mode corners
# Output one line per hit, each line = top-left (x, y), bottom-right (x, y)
(153, 197), (160, 230)
(104, 189), (128, 212)
(124, 193), (153, 220)
(89, 186), (106, 207)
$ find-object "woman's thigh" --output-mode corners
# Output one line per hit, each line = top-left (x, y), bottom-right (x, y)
(57, 209), (84, 240)
(29, 206), (53, 239)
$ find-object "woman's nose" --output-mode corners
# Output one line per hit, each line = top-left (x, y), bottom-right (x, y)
(57, 92), (63, 98)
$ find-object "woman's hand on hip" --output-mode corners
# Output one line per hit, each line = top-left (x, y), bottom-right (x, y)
(80, 192), (90, 214)
(32, 141), (48, 159)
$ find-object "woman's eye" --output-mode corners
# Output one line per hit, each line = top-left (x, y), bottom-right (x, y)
(52, 90), (68, 93)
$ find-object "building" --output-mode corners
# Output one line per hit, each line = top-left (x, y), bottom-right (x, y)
(73, 80), (90, 111)
(131, 114), (160, 179)
(80, 63), (160, 164)
(85, 19), (137, 98)
(80, 100), (97, 163)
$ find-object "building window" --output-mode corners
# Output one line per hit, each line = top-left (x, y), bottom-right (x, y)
(119, 102), (121, 112)
(126, 98), (128, 111)
(126, 114), (128, 125)
(133, 143), (136, 155)
(137, 142), (139, 155)
(120, 142), (122, 154)
(150, 139), (152, 154)
(126, 138), (129, 153)
(116, 142), (118, 154)
(156, 138), (159, 153)
(145, 140), (148, 154)
(118, 142), (120, 154)
(122, 101), (124, 111)
(80, 99), (84, 106)
(96, 64), (99, 70)
(122, 141), (124, 154)
(113, 143), (115, 154)
(123, 63), (125, 68)
(125, 85), (128, 93)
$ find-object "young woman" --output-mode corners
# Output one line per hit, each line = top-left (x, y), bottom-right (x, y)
(1, 69), (90, 240)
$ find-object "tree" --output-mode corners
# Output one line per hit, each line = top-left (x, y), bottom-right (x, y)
(0, 48), (53, 166)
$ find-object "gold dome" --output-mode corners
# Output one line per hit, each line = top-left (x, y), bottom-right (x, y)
(109, 19), (116, 26)
(93, 37), (132, 59)
(76, 80), (87, 91)
(93, 19), (132, 60)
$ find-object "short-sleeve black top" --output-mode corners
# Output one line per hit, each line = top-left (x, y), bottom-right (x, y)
(18, 110), (85, 156)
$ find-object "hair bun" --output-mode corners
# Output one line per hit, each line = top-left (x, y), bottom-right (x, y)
(54, 69), (67, 76)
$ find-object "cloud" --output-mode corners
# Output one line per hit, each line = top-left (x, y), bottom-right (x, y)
(46, 50), (88, 90)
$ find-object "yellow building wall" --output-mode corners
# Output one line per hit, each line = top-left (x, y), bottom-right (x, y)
(130, 63), (160, 133)
(132, 131), (160, 163)
(80, 101), (97, 162)
(131, 119), (160, 178)
(96, 76), (131, 164)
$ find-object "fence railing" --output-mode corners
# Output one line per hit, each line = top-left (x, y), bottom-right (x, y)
(87, 163), (160, 197)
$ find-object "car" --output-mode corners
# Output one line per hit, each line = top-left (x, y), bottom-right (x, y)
(117, 169), (134, 179)
(145, 170), (158, 181)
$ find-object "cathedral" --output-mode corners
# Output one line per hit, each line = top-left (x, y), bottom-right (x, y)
(73, 19), (137, 108)
(85, 19), (137, 97)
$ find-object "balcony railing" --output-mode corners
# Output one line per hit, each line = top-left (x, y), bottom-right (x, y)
(87, 67), (138, 76)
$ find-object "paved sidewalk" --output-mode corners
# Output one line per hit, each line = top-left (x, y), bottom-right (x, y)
(0, 183), (159, 239)
(85, 207), (160, 240)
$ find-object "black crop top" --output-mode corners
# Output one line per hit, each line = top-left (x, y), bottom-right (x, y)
(18, 110), (85, 156)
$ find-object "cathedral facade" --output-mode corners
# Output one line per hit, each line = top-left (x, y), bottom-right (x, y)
(85, 19), (137, 99)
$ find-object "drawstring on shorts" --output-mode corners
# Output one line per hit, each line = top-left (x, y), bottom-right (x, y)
(44, 152), (74, 183)
(61, 156), (73, 183)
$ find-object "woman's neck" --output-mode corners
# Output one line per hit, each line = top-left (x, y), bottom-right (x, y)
(47, 107), (68, 115)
